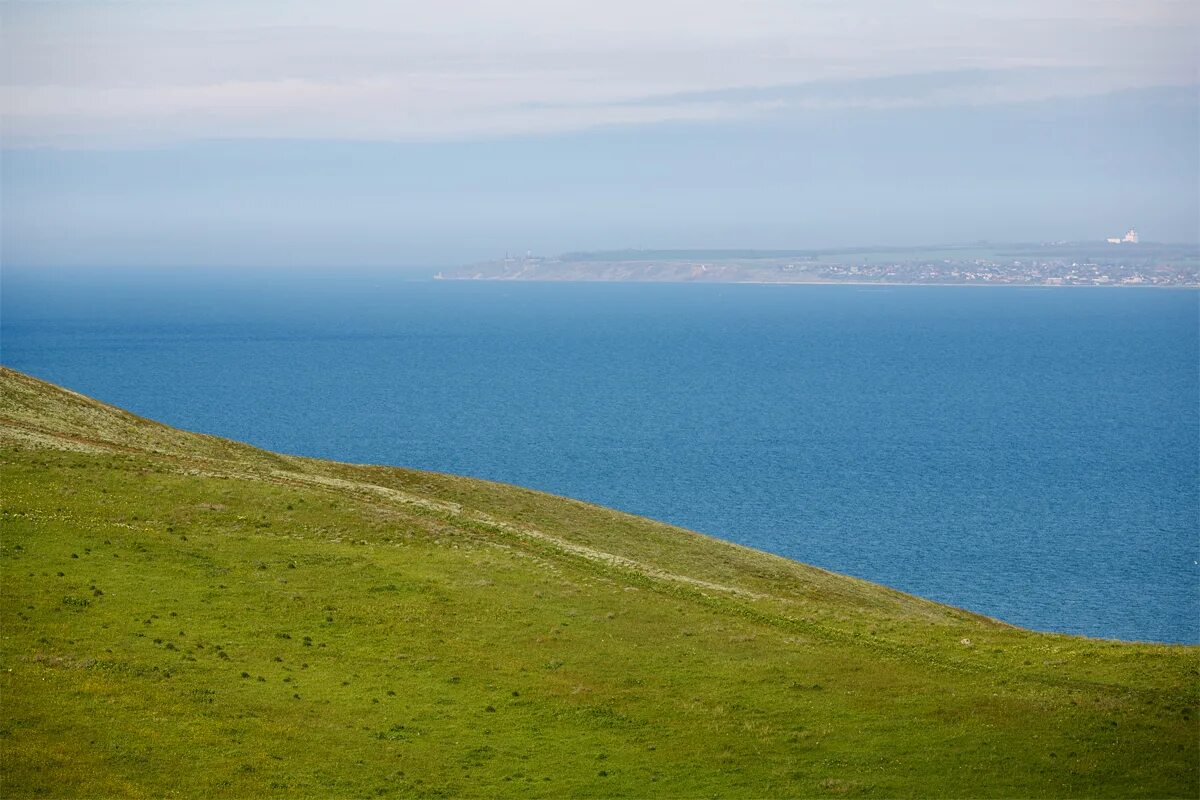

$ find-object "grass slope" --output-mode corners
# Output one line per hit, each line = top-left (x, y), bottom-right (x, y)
(1, 367), (1196, 798)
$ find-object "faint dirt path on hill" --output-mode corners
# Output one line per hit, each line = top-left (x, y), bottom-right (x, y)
(274, 470), (768, 601)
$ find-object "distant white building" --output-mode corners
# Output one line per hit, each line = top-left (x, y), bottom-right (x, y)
(1108, 228), (1139, 244)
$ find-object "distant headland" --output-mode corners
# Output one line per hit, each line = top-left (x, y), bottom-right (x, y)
(437, 241), (1200, 287)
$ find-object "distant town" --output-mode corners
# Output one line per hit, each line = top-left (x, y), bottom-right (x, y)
(438, 234), (1200, 287)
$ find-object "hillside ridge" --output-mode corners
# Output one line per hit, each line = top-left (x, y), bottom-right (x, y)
(2, 366), (1196, 798)
(0, 366), (997, 630)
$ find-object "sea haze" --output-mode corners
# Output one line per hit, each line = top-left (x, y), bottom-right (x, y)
(3, 269), (1197, 643)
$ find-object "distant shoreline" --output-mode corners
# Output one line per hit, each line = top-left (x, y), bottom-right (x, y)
(434, 276), (1200, 289)
(437, 242), (1200, 288)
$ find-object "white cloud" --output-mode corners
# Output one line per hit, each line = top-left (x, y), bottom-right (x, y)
(1, 0), (1196, 146)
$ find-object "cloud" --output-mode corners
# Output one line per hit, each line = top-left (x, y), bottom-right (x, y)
(2, 0), (1196, 147)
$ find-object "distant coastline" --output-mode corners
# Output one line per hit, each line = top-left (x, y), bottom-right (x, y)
(436, 275), (1200, 289)
(437, 242), (1200, 288)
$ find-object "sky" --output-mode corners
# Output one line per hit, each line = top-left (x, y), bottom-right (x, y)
(1, 0), (1197, 268)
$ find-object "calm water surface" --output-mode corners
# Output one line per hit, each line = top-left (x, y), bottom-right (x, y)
(3, 270), (1197, 643)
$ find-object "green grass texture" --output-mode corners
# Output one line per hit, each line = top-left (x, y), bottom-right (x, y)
(1, 366), (1196, 798)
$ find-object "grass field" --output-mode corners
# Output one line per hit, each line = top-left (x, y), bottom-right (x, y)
(1, 366), (1196, 798)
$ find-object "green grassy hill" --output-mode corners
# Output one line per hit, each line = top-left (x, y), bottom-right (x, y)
(1, 366), (1196, 798)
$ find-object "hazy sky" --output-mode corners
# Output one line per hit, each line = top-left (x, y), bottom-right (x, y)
(2, 0), (1197, 267)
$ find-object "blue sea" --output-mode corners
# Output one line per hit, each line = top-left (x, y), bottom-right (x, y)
(2, 269), (1197, 643)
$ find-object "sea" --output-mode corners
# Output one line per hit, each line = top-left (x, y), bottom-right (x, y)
(2, 268), (1197, 644)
